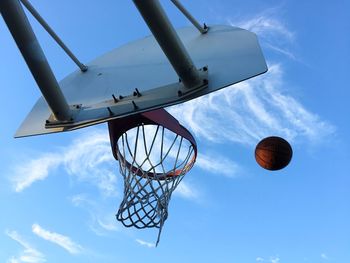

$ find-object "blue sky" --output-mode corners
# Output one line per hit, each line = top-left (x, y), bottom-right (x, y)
(1, 0), (349, 262)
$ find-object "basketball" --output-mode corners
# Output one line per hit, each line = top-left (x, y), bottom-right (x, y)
(255, 136), (293, 171)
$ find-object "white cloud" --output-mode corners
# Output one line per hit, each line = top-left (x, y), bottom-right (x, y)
(174, 181), (198, 200)
(12, 154), (61, 192)
(6, 230), (46, 263)
(96, 218), (119, 232)
(270, 256), (280, 263)
(135, 239), (155, 248)
(196, 153), (242, 178)
(234, 14), (294, 41)
(62, 131), (117, 196)
(229, 10), (297, 60)
(169, 63), (335, 146)
(32, 224), (83, 254)
(321, 253), (329, 260)
(264, 42), (297, 60)
(70, 194), (119, 235)
(11, 130), (118, 195)
(256, 255), (280, 263)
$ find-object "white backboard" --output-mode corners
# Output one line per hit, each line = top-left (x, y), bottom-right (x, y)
(15, 25), (267, 137)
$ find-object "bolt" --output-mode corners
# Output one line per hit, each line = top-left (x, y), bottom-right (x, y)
(133, 88), (141, 97)
(107, 107), (114, 116)
(112, 94), (118, 103)
(132, 101), (138, 110)
(81, 65), (88, 72)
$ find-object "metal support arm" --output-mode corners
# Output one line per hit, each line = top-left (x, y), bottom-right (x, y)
(20, 0), (88, 72)
(170, 0), (208, 34)
(133, 0), (202, 89)
(0, 0), (71, 121)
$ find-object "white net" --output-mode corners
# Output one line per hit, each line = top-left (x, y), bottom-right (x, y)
(115, 124), (196, 245)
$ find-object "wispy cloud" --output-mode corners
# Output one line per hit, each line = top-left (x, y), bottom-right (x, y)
(135, 239), (155, 248)
(321, 253), (329, 260)
(270, 256), (280, 263)
(256, 256), (280, 263)
(196, 153), (242, 178)
(11, 130), (117, 195)
(13, 154), (61, 192)
(70, 194), (119, 235)
(173, 152), (242, 199)
(6, 230), (46, 263)
(234, 13), (294, 41)
(62, 131), (116, 196)
(228, 9), (297, 60)
(169, 63), (335, 146)
(32, 224), (83, 254)
(174, 181), (199, 200)
(264, 42), (297, 60)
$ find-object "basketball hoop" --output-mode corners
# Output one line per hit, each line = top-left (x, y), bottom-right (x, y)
(108, 109), (197, 245)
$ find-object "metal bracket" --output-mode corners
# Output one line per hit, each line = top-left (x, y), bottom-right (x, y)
(45, 104), (82, 127)
(177, 66), (208, 97)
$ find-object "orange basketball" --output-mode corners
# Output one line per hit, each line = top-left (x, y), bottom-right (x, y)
(255, 136), (292, 171)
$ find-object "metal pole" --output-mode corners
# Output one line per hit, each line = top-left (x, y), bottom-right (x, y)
(170, 0), (208, 34)
(133, 0), (201, 89)
(20, 0), (88, 72)
(0, 0), (71, 121)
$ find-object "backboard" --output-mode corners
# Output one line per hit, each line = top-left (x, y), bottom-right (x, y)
(15, 25), (267, 138)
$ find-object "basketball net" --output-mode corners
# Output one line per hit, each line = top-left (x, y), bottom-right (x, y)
(108, 109), (197, 245)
